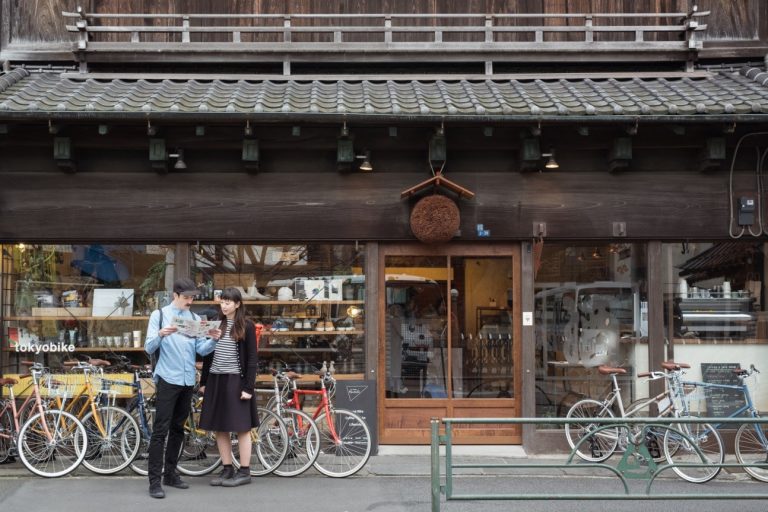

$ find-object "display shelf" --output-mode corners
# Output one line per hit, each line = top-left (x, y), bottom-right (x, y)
(6, 316), (149, 321)
(196, 300), (363, 306)
(73, 347), (147, 352)
(255, 373), (364, 382)
(264, 329), (363, 336)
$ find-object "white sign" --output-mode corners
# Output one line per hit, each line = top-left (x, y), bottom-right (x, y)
(522, 311), (533, 326)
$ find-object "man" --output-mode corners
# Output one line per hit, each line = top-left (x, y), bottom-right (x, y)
(144, 278), (221, 499)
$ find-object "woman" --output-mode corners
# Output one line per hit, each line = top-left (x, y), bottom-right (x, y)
(198, 287), (259, 487)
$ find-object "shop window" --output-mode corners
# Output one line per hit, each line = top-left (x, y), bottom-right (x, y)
(190, 244), (365, 380)
(534, 243), (648, 427)
(1, 244), (175, 371)
(662, 241), (767, 415)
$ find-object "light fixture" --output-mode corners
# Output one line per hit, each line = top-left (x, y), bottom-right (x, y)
(242, 139), (260, 171)
(356, 150), (373, 172)
(429, 125), (447, 168)
(542, 148), (559, 169)
(591, 247), (602, 259)
(244, 120), (253, 137)
(346, 305), (363, 318)
(168, 149), (187, 170)
(337, 122), (355, 170)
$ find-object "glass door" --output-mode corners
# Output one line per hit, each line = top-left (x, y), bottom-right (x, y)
(379, 244), (520, 445)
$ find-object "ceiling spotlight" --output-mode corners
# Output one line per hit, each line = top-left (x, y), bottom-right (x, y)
(542, 148), (559, 169)
(356, 150), (373, 172)
(169, 149), (187, 170)
(592, 247), (602, 259)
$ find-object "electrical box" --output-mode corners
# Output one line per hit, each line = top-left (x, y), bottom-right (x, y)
(738, 196), (755, 226)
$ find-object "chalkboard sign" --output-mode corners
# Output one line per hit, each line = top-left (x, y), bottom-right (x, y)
(332, 379), (378, 454)
(700, 363), (745, 417)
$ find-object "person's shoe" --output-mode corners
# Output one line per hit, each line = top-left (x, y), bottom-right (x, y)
(162, 473), (189, 489)
(221, 468), (251, 487)
(210, 465), (234, 486)
(148, 483), (165, 499)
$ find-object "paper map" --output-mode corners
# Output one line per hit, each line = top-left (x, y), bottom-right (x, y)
(171, 316), (221, 338)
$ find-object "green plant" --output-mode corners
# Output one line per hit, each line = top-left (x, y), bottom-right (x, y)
(139, 260), (172, 312)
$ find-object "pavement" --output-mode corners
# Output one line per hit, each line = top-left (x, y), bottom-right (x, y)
(2, 447), (767, 512)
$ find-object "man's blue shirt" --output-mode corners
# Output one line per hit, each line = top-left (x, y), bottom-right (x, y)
(145, 304), (216, 386)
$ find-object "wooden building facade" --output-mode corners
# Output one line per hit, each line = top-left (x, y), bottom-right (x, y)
(1, 0), (768, 452)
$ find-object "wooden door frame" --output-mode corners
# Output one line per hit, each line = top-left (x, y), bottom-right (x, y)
(377, 242), (522, 444)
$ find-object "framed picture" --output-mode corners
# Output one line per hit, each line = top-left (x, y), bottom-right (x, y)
(92, 288), (135, 317)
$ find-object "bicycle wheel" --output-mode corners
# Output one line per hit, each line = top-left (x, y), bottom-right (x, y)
(0, 404), (12, 464)
(177, 395), (221, 477)
(313, 408), (371, 478)
(625, 399), (669, 463)
(18, 410), (87, 478)
(735, 421), (768, 482)
(128, 398), (154, 476)
(564, 399), (618, 462)
(233, 408), (289, 476)
(80, 406), (140, 474)
(664, 421), (723, 483)
(274, 408), (320, 477)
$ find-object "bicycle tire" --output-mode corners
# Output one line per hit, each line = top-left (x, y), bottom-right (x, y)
(176, 395), (221, 477)
(233, 408), (289, 476)
(564, 399), (618, 462)
(734, 421), (768, 483)
(80, 406), (140, 474)
(127, 398), (154, 476)
(313, 408), (371, 478)
(274, 408), (320, 477)
(18, 410), (87, 478)
(663, 421), (723, 483)
(0, 404), (12, 464)
(625, 399), (670, 463)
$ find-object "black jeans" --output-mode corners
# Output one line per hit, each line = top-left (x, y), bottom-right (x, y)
(147, 377), (194, 484)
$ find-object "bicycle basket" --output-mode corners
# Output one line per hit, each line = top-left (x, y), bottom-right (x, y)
(43, 373), (80, 399)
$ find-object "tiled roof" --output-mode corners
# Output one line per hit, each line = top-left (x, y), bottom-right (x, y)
(1, 67), (767, 120)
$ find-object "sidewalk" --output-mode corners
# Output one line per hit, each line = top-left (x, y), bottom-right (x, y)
(0, 445), (750, 481)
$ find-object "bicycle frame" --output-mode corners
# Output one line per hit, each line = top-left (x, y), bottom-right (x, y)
(286, 376), (341, 444)
(671, 369), (767, 447)
(1, 365), (63, 450)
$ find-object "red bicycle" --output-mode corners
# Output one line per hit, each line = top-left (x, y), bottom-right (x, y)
(280, 370), (371, 477)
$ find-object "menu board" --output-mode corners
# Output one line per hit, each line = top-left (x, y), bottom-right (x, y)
(700, 363), (745, 417)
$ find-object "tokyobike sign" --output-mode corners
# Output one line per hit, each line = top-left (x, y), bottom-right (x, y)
(11, 341), (75, 354)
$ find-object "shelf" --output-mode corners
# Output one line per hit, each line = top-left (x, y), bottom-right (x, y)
(255, 373), (364, 382)
(259, 348), (339, 353)
(6, 316), (149, 321)
(265, 330), (363, 336)
(73, 347), (147, 352)
(195, 300), (364, 306)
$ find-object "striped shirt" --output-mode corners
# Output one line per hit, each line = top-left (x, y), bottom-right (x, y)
(210, 320), (240, 374)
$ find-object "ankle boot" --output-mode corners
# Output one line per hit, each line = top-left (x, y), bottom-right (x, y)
(222, 467), (251, 487)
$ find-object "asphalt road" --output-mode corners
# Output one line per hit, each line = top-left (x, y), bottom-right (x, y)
(1, 473), (767, 512)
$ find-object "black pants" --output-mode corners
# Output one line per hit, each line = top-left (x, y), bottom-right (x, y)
(147, 377), (194, 485)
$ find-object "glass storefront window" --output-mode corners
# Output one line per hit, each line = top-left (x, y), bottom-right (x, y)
(1, 244), (175, 369)
(662, 241), (767, 414)
(384, 254), (514, 399)
(534, 243), (648, 426)
(190, 244), (365, 378)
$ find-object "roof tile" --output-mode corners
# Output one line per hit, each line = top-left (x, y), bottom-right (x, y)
(1, 70), (768, 119)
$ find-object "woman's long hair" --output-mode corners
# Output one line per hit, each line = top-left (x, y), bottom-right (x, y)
(218, 287), (247, 341)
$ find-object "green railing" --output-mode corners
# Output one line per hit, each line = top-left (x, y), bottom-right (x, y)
(430, 416), (768, 512)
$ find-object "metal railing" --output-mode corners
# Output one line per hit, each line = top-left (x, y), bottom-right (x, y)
(430, 416), (768, 512)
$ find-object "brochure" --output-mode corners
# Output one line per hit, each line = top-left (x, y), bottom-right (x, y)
(171, 316), (221, 338)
